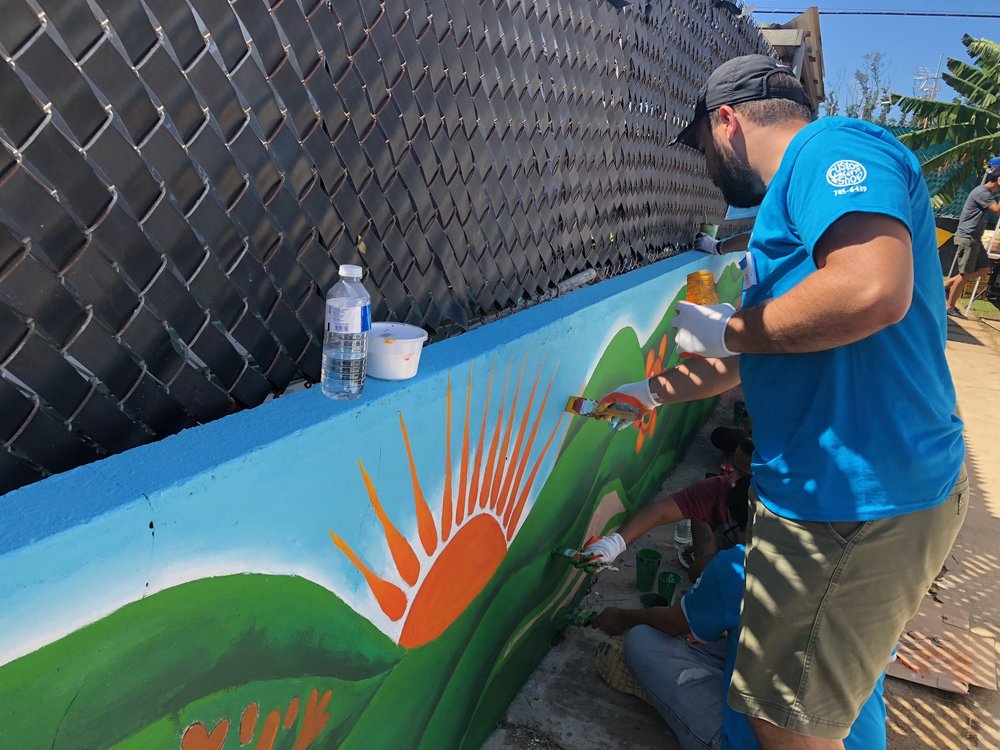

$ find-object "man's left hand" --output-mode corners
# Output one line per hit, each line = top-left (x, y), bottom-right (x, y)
(672, 301), (737, 358)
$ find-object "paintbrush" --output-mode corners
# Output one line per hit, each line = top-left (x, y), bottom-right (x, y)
(564, 396), (644, 423)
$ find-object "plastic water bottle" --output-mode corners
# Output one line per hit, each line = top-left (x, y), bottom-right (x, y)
(321, 264), (371, 399)
(674, 519), (692, 548)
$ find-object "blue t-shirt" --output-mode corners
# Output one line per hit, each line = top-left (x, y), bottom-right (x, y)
(682, 546), (886, 750)
(739, 116), (965, 521)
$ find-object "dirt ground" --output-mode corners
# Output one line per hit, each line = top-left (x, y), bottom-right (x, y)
(484, 314), (1000, 750)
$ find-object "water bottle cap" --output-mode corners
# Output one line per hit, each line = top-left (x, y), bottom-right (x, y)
(339, 264), (363, 279)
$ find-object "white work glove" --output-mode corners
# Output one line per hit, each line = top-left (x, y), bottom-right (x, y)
(671, 301), (737, 358)
(693, 232), (722, 255)
(601, 379), (660, 410)
(572, 533), (627, 568)
(596, 379), (661, 431)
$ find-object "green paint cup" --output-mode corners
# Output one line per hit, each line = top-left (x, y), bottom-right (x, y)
(635, 548), (662, 591)
(639, 593), (670, 609)
(658, 571), (683, 605)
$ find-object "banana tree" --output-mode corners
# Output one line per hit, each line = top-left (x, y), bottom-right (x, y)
(892, 35), (1000, 210)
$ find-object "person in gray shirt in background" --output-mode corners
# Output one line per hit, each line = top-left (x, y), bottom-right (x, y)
(945, 167), (1000, 316)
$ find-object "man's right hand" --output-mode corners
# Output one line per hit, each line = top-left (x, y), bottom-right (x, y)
(595, 379), (660, 430)
(572, 532), (627, 568)
(592, 607), (634, 636)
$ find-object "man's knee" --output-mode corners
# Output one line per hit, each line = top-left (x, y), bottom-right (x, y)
(622, 624), (656, 666)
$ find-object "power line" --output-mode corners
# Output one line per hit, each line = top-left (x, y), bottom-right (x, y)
(754, 9), (1000, 18)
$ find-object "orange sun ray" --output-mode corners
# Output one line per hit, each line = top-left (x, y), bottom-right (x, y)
(502, 368), (558, 526)
(479, 359), (511, 511)
(399, 414), (438, 556)
(505, 412), (566, 540)
(328, 531), (408, 620)
(357, 461), (420, 586)
(456, 365), (473, 527)
(441, 374), (454, 541)
(467, 360), (495, 515)
(490, 356), (527, 511)
(496, 367), (542, 518)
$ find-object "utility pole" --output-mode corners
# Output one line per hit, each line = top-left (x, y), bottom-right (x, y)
(912, 54), (943, 99)
(911, 54), (944, 128)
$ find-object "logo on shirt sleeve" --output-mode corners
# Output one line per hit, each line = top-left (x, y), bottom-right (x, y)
(826, 159), (868, 187)
(825, 160), (868, 195)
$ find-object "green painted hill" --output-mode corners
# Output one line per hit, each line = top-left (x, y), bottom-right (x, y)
(0, 574), (401, 749)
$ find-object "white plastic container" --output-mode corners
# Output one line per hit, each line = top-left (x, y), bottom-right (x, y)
(367, 322), (429, 380)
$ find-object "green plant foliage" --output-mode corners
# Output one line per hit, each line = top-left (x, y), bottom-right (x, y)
(893, 35), (1000, 209)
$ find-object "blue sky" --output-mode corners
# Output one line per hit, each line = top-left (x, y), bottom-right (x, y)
(752, 2), (1000, 105)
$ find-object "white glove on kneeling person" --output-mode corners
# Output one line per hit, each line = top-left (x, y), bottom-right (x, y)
(694, 232), (722, 254)
(573, 533), (627, 567)
(672, 301), (737, 358)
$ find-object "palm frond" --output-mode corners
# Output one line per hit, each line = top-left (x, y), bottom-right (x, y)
(962, 34), (1000, 72)
(898, 122), (976, 152)
(930, 165), (978, 211)
(947, 57), (1000, 89)
(916, 135), (994, 174)
(888, 36), (1000, 212)
(891, 94), (1000, 128)
(943, 61), (999, 108)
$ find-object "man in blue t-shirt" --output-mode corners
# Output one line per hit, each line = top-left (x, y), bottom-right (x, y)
(596, 55), (966, 749)
(591, 478), (885, 750)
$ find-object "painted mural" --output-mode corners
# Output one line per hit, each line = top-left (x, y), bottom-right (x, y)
(0, 256), (741, 750)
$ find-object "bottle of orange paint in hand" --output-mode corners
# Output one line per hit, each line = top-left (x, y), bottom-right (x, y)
(679, 271), (721, 361)
(686, 270), (720, 304)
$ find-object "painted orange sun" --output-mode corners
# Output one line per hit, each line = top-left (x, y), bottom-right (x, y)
(329, 359), (564, 649)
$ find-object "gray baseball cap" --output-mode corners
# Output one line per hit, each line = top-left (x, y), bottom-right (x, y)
(671, 54), (812, 149)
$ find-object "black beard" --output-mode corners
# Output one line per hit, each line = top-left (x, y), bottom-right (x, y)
(715, 146), (767, 208)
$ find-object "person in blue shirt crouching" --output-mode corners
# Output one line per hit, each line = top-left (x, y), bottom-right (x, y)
(591, 477), (885, 750)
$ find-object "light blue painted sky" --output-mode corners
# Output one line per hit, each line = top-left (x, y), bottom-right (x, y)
(753, 2), (1000, 104)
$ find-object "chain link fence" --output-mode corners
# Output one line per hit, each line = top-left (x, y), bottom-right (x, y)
(0, 0), (769, 492)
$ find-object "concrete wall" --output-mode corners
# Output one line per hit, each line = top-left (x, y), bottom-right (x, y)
(0, 253), (740, 750)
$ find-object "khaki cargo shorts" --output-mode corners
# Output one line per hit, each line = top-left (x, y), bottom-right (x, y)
(954, 235), (990, 274)
(729, 468), (968, 740)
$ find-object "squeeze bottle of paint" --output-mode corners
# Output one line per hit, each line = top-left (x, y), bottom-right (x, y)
(686, 270), (720, 304)
(321, 265), (371, 399)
